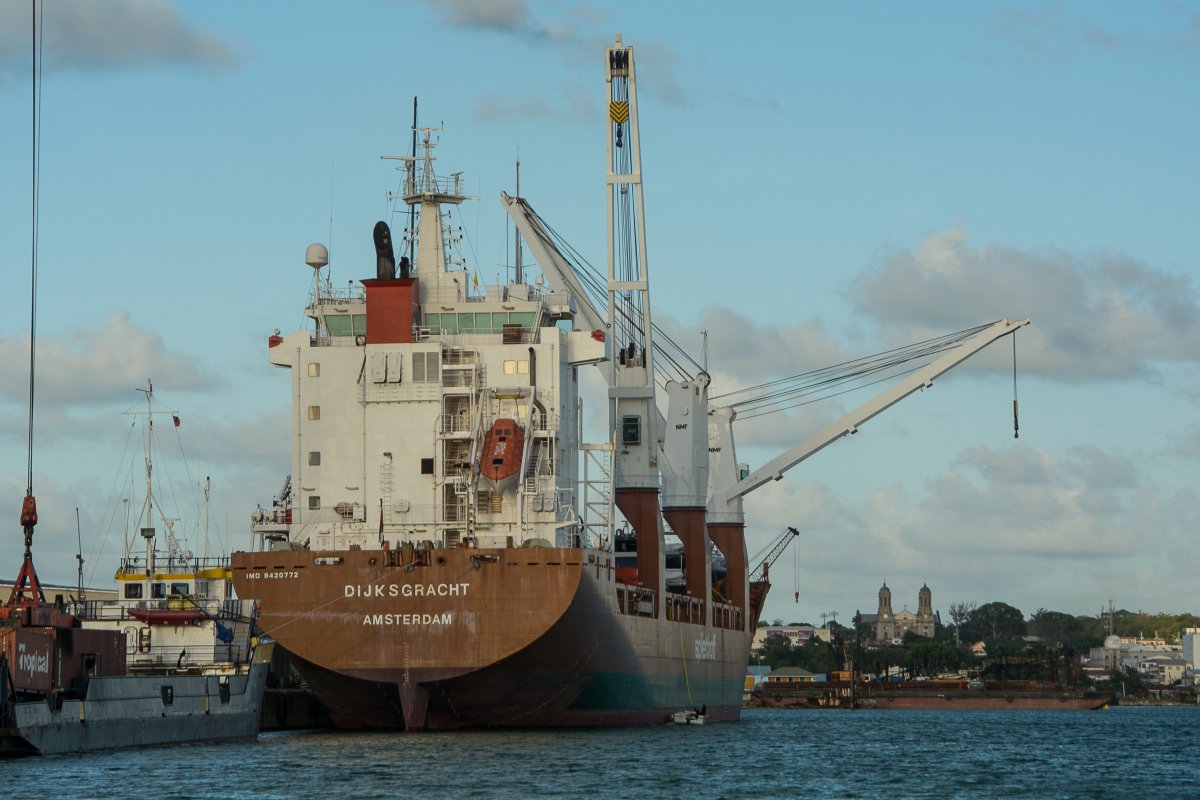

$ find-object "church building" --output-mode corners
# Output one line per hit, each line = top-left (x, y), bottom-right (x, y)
(862, 582), (937, 644)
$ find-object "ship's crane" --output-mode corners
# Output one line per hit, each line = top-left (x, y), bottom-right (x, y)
(746, 526), (800, 627)
(501, 35), (1029, 634)
(749, 526), (800, 586)
(708, 317), (1031, 520)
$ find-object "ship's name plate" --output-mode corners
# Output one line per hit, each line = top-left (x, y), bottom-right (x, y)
(344, 582), (471, 598)
(363, 612), (454, 626)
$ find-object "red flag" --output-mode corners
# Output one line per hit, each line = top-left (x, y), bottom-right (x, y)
(172, 415), (181, 428)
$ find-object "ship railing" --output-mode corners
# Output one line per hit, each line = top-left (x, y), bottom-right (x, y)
(664, 594), (706, 625)
(73, 596), (251, 622)
(115, 553), (233, 575)
(309, 284), (365, 306)
(616, 584), (656, 618)
(440, 411), (473, 434)
(440, 347), (481, 366)
(127, 643), (249, 670)
(442, 369), (478, 389)
(711, 601), (744, 632)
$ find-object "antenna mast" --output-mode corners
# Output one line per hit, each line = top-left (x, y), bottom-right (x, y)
(514, 155), (523, 284)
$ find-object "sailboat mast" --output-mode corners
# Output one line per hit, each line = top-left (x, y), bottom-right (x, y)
(204, 476), (211, 560)
(141, 381), (156, 575)
(75, 507), (85, 602)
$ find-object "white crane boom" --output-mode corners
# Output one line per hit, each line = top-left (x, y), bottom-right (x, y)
(499, 192), (608, 333)
(710, 317), (1030, 509)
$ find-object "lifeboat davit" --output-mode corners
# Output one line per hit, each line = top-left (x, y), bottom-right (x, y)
(480, 418), (525, 490)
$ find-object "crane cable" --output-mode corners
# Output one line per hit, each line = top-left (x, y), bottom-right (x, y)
(26, 0), (44, 500)
(1012, 331), (1020, 439)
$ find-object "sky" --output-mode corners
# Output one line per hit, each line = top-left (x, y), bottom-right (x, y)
(1, 1), (1198, 628)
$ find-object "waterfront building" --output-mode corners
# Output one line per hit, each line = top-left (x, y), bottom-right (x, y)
(1083, 634), (1184, 680)
(751, 624), (830, 652)
(1181, 627), (1199, 668)
(1140, 658), (1189, 685)
(764, 666), (817, 686)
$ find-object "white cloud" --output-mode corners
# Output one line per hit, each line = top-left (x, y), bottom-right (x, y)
(472, 82), (593, 123)
(751, 440), (1199, 623)
(0, 0), (242, 86)
(0, 313), (222, 417)
(851, 224), (1200, 381)
(413, 0), (589, 45)
(992, 6), (1128, 57)
(416, 1), (759, 114)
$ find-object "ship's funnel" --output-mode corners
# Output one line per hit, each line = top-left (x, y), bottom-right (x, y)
(373, 221), (396, 280)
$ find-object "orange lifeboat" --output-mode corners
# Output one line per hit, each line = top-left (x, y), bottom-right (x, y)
(129, 608), (206, 625)
(480, 418), (525, 489)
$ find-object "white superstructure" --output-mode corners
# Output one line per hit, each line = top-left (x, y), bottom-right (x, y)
(255, 132), (606, 553)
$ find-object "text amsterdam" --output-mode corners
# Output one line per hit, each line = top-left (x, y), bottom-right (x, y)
(345, 582), (470, 626)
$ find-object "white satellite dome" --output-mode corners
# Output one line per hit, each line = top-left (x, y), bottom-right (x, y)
(305, 243), (329, 270)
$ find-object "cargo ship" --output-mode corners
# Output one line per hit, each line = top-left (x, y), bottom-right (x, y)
(231, 35), (1029, 730)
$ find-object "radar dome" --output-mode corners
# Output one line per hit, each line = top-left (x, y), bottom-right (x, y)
(1104, 635), (1121, 649)
(305, 243), (329, 270)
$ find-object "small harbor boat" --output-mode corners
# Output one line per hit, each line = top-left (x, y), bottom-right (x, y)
(671, 707), (707, 725)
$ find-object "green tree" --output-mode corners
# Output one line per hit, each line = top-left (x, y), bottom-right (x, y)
(1028, 609), (1078, 647)
(904, 640), (962, 677)
(1097, 666), (1147, 698)
(793, 641), (837, 676)
(948, 601), (976, 643)
(758, 634), (799, 669)
(961, 601), (1025, 643)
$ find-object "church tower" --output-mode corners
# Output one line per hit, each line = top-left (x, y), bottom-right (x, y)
(875, 582), (895, 643)
(917, 583), (935, 638)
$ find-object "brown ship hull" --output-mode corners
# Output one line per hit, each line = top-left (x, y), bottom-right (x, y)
(869, 691), (1112, 711)
(751, 684), (1112, 711)
(232, 546), (751, 729)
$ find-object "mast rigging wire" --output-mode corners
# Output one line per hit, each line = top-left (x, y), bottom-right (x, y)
(517, 204), (1004, 424)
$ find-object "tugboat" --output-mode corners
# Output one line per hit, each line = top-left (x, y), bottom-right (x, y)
(0, 387), (273, 758)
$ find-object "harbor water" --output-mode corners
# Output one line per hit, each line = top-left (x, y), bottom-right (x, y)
(6, 706), (1197, 799)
